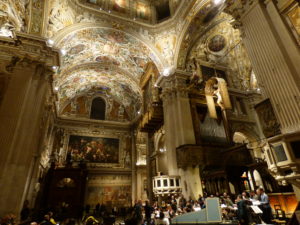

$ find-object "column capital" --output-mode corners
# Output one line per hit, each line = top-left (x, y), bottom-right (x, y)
(160, 70), (191, 101)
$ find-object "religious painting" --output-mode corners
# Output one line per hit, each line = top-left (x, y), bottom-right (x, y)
(67, 135), (120, 163)
(112, 0), (128, 14)
(287, 5), (300, 39)
(137, 2), (149, 20)
(86, 175), (132, 207)
(255, 99), (281, 138)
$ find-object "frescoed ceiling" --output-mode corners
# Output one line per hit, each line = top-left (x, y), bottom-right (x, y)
(45, 0), (256, 121)
(54, 26), (163, 118)
(56, 67), (141, 110)
(56, 27), (162, 77)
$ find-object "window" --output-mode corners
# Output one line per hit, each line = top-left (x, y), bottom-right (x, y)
(90, 97), (106, 120)
(156, 1), (171, 21)
(273, 144), (288, 162)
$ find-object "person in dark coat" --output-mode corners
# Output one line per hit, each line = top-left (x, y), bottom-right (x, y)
(144, 200), (153, 225)
(236, 195), (249, 225)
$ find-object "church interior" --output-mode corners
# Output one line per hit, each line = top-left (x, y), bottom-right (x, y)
(0, 0), (300, 224)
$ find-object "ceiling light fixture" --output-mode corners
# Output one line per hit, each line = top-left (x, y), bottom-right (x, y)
(60, 49), (67, 56)
(213, 0), (224, 5)
(47, 39), (54, 46)
(163, 66), (175, 76)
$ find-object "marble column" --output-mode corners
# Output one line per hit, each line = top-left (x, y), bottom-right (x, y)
(160, 71), (204, 199)
(0, 58), (52, 216)
(239, 1), (300, 133)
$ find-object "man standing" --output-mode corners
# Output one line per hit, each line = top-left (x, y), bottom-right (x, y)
(134, 200), (143, 225)
(257, 188), (272, 224)
(144, 200), (153, 225)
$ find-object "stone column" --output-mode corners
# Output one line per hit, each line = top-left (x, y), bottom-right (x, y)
(160, 71), (196, 176)
(237, 1), (300, 133)
(160, 71), (203, 199)
(0, 58), (52, 216)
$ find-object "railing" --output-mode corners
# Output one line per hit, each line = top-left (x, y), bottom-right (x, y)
(152, 175), (182, 196)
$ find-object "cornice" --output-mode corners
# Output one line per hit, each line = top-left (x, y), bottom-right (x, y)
(55, 116), (132, 131)
(0, 32), (60, 68)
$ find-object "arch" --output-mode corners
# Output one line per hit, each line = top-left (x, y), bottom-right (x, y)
(174, 0), (227, 69)
(231, 123), (260, 145)
(233, 132), (249, 144)
(90, 97), (106, 120)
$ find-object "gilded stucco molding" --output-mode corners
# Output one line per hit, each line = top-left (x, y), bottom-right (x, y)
(0, 33), (60, 68)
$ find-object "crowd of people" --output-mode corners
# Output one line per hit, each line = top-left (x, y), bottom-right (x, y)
(0, 188), (272, 225)
(127, 187), (272, 225)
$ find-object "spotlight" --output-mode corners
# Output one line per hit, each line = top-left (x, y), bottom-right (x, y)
(60, 49), (67, 55)
(54, 86), (59, 91)
(47, 39), (54, 45)
(163, 68), (170, 76)
(52, 66), (58, 71)
(213, 0), (224, 5)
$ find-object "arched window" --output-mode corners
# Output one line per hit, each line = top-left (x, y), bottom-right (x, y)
(90, 97), (106, 120)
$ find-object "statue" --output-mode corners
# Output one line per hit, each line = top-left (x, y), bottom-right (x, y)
(188, 58), (203, 89)
(0, 19), (15, 38)
(205, 77), (231, 118)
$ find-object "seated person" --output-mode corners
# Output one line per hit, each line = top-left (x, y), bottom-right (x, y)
(155, 212), (169, 225)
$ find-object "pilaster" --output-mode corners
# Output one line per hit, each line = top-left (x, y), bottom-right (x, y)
(230, 0), (300, 133)
(0, 34), (59, 217)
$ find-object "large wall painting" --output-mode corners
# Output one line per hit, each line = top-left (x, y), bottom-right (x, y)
(68, 135), (120, 163)
(86, 175), (132, 207)
(255, 99), (281, 138)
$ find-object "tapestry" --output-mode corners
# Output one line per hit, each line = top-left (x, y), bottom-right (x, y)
(68, 135), (119, 163)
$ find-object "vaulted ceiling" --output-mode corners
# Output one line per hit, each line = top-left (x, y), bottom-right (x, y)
(53, 26), (164, 118)
(1, 0), (254, 121)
